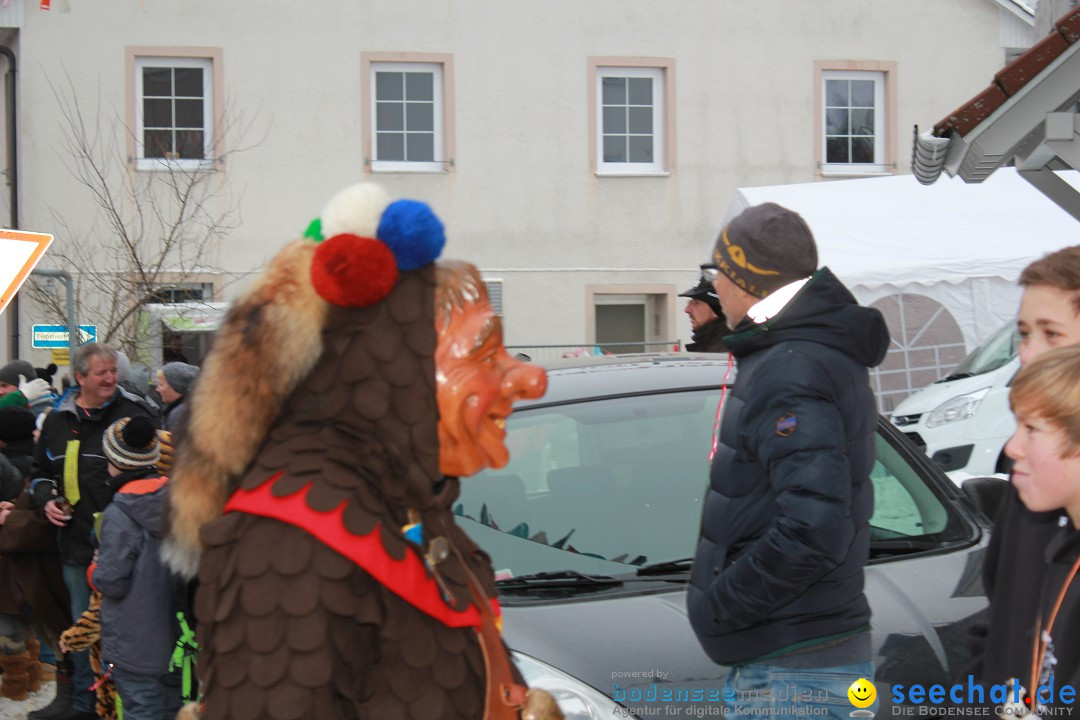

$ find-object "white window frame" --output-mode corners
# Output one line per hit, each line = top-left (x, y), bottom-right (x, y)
(821, 70), (886, 175)
(596, 66), (666, 175)
(134, 56), (214, 172)
(370, 61), (446, 173)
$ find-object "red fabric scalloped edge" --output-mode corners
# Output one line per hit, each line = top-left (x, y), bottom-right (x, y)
(224, 475), (498, 628)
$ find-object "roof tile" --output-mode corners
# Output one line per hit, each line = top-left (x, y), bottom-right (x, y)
(1056, 5), (1080, 43)
(933, 84), (1009, 137)
(994, 31), (1069, 95)
(933, 4), (1080, 137)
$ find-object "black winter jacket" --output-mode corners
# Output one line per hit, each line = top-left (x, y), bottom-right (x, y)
(965, 483), (1066, 690)
(31, 387), (155, 565)
(688, 268), (889, 665)
(1034, 523), (1080, 712)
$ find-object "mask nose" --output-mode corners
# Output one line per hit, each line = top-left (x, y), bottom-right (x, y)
(502, 359), (547, 401)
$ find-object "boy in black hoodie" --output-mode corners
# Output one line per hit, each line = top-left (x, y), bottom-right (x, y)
(968, 246), (1080, 700)
(995, 346), (1080, 715)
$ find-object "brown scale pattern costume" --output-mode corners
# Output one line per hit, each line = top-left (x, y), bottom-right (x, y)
(165, 185), (559, 720)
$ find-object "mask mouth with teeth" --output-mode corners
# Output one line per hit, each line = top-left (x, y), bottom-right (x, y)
(434, 260), (548, 479)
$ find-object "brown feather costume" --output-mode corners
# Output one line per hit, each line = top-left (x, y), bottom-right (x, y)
(165, 185), (559, 720)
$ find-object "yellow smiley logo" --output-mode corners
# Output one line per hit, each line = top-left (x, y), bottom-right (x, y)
(848, 678), (877, 709)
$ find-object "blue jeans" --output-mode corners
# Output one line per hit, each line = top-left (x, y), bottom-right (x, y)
(112, 667), (183, 720)
(61, 563), (94, 713)
(723, 660), (877, 720)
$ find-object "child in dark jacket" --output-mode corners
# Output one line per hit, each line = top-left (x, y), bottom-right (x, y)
(999, 345), (1080, 715)
(91, 416), (184, 720)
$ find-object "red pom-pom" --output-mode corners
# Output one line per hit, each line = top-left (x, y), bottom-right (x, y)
(311, 234), (398, 307)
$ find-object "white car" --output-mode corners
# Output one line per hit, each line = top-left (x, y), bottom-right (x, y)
(890, 321), (1018, 482)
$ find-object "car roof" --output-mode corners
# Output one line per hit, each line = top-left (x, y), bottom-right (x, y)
(517, 352), (731, 409)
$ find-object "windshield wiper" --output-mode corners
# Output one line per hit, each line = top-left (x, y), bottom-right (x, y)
(495, 570), (623, 590)
(635, 557), (695, 576)
(938, 372), (974, 382)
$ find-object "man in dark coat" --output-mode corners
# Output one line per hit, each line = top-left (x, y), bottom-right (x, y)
(30, 342), (155, 720)
(679, 276), (729, 353)
(687, 202), (889, 718)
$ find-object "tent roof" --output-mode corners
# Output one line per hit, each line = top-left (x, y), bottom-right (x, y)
(725, 169), (1080, 289)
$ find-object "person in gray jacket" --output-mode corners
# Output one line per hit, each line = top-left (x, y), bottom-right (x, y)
(92, 416), (184, 720)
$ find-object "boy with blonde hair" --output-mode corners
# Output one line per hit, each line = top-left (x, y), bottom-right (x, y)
(996, 346), (1080, 713)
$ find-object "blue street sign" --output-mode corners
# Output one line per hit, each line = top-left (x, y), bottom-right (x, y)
(31, 324), (98, 348)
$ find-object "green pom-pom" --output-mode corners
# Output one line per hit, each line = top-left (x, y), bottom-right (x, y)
(303, 217), (324, 242)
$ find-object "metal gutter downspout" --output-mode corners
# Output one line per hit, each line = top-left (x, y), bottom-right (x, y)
(0, 45), (18, 361)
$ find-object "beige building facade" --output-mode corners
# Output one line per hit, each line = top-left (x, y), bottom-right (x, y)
(0, 0), (1036, 369)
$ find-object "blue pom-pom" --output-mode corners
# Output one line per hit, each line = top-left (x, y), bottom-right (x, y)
(376, 199), (446, 271)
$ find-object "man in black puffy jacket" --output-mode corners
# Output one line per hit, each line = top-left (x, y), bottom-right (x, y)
(687, 203), (889, 719)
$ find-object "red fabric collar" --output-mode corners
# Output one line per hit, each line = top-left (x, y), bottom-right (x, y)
(224, 474), (497, 628)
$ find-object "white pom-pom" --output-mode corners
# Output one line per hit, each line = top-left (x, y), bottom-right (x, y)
(320, 183), (392, 239)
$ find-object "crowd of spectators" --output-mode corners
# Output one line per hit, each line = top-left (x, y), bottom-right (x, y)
(0, 343), (198, 720)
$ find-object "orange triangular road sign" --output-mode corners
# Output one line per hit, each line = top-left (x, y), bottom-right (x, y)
(0, 229), (53, 316)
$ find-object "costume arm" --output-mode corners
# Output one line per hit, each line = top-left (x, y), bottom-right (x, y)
(91, 508), (141, 599)
(707, 354), (864, 632)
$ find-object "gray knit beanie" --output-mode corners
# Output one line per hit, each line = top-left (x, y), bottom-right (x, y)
(161, 362), (199, 396)
(0, 360), (35, 388)
(711, 202), (818, 299)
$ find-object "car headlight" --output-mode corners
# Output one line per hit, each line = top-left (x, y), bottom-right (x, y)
(925, 387), (990, 428)
(513, 651), (625, 719)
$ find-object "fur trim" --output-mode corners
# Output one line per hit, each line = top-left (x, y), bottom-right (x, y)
(177, 702), (203, 720)
(164, 240), (328, 578)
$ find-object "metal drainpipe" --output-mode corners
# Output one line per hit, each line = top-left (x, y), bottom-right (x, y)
(0, 46), (18, 361)
(29, 269), (77, 367)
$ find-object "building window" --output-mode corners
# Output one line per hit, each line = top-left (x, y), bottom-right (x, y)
(820, 69), (887, 175)
(595, 66), (666, 174)
(369, 61), (446, 172)
(147, 282), (214, 305)
(134, 56), (214, 171)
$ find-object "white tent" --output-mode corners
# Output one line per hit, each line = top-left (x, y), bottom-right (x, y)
(724, 168), (1080, 410)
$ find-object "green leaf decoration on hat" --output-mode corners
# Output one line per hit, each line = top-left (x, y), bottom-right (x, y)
(303, 217), (325, 243)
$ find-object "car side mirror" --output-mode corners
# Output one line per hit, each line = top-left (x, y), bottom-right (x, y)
(961, 476), (1008, 521)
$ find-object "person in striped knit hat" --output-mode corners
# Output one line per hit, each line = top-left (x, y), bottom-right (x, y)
(92, 416), (185, 720)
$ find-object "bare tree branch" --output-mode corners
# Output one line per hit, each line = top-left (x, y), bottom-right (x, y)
(21, 70), (255, 364)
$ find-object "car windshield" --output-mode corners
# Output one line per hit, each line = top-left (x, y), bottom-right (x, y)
(455, 386), (973, 579)
(939, 321), (1018, 380)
